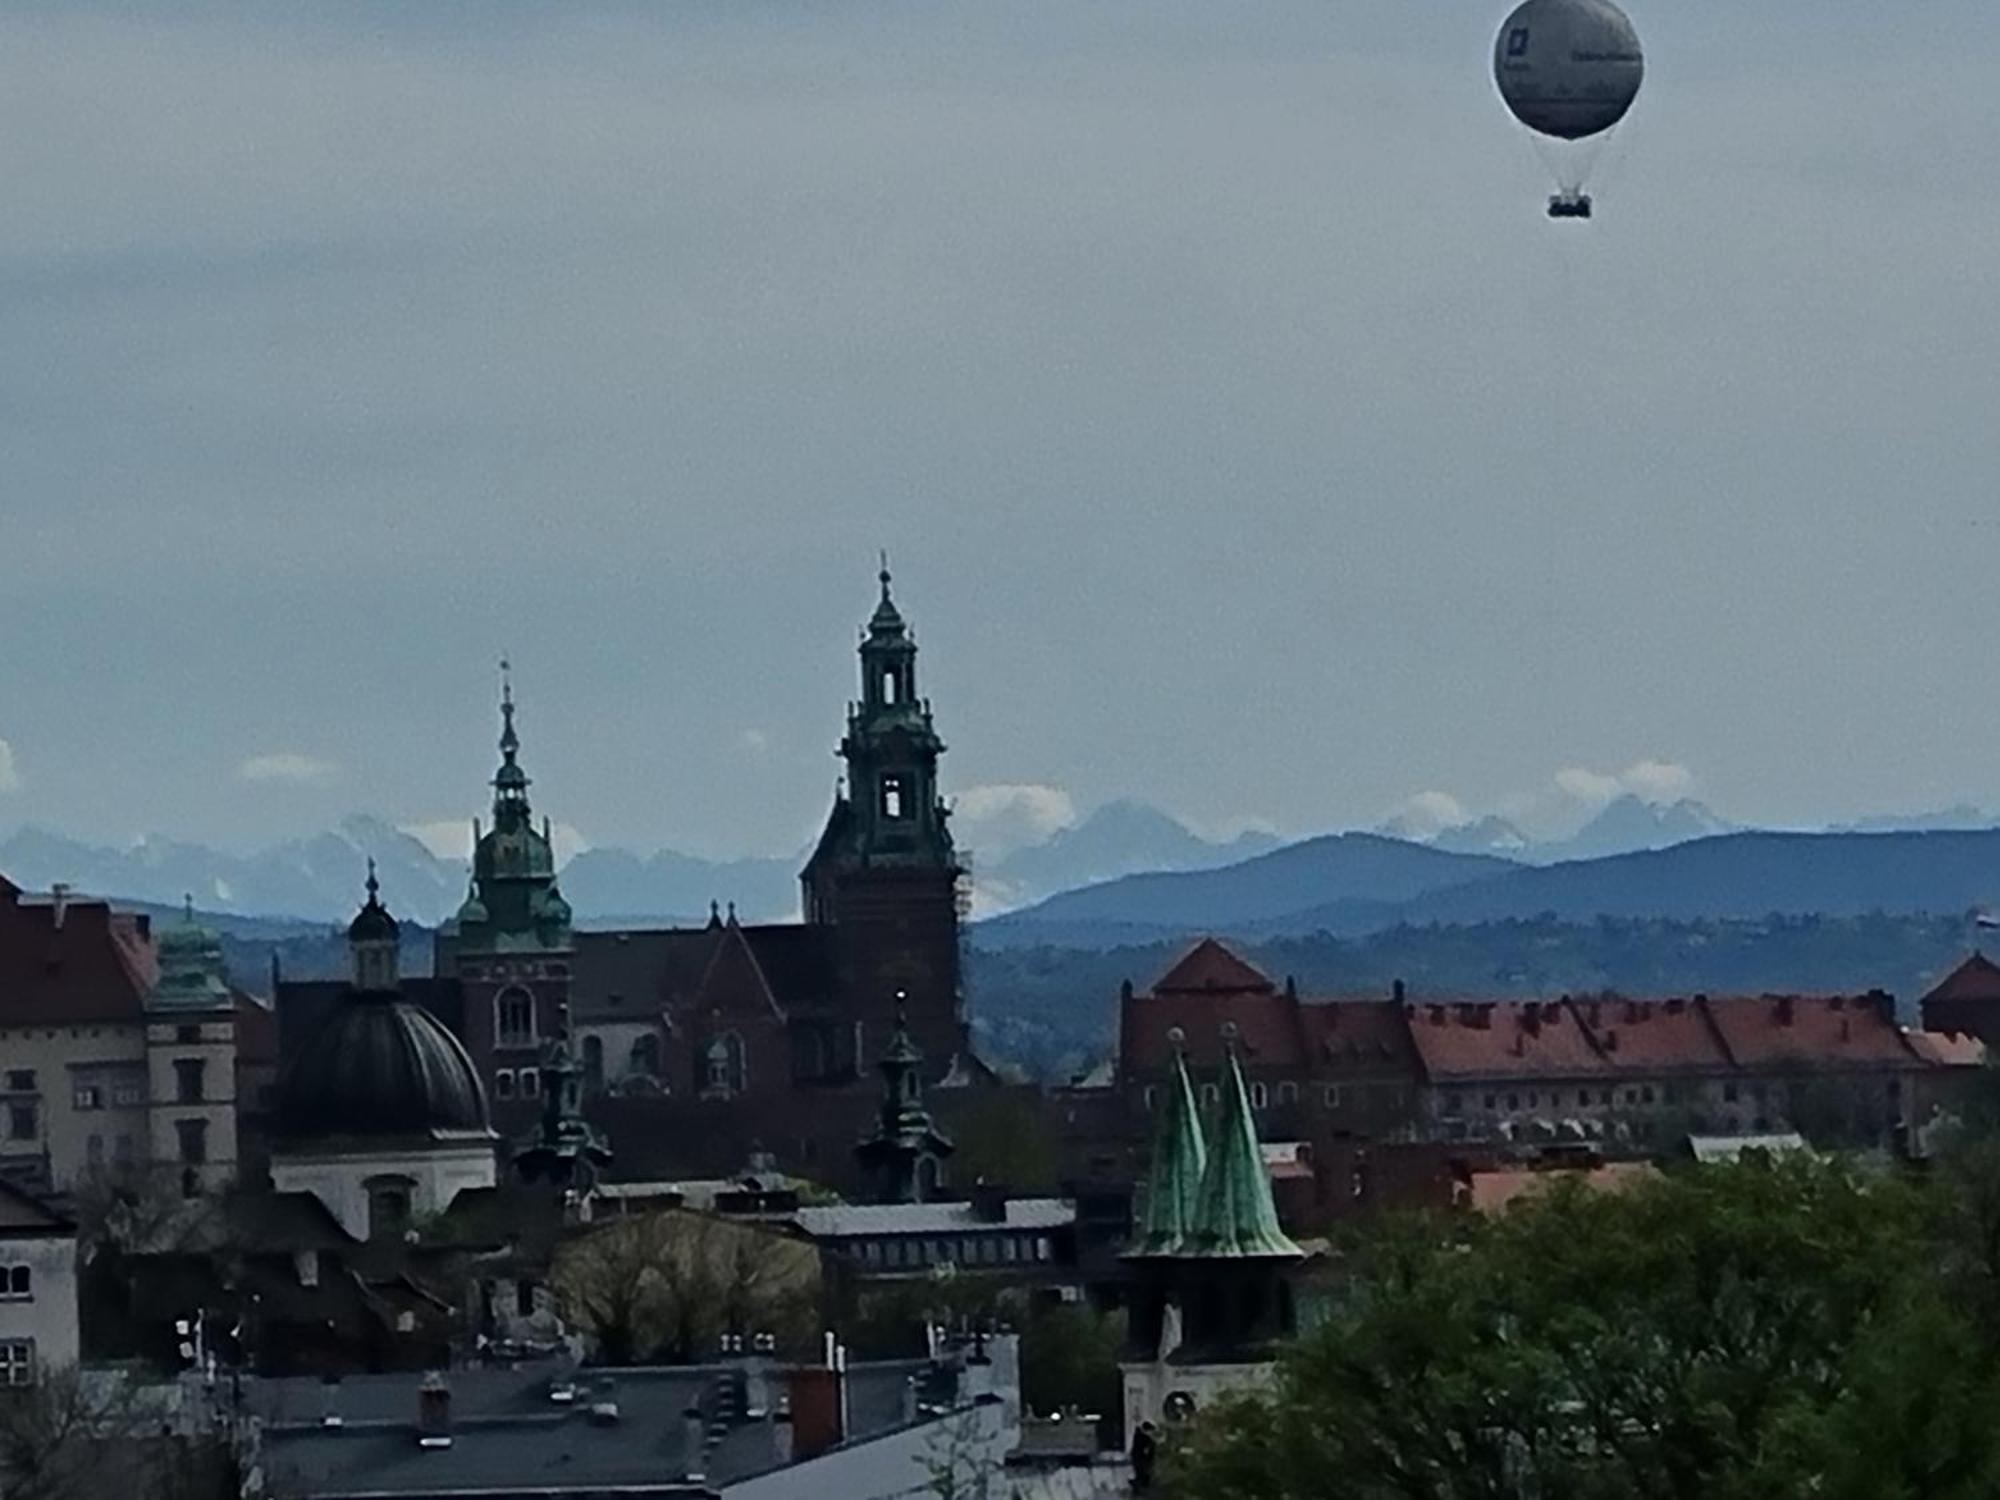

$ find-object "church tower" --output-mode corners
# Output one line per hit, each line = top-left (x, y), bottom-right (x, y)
(436, 667), (574, 1116)
(801, 565), (967, 1068)
(1120, 1028), (1303, 1453)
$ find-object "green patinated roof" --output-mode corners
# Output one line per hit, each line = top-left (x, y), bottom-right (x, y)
(1128, 1048), (1207, 1257)
(1183, 1048), (1303, 1260)
(151, 895), (231, 1009)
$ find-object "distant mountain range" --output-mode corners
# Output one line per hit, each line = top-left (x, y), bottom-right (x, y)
(981, 824), (2000, 950)
(0, 797), (1280, 927)
(1382, 794), (1737, 864)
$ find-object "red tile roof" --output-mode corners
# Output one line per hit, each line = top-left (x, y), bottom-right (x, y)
(1121, 991), (1303, 1074)
(1906, 1028), (1984, 1067)
(1922, 952), (2000, 1007)
(1407, 999), (1609, 1080)
(0, 883), (155, 1026)
(1298, 1000), (1421, 1074)
(1700, 993), (1913, 1069)
(1150, 938), (1275, 995)
(1567, 995), (1732, 1073)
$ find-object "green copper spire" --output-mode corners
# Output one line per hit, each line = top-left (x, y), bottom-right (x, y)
(855, 993), (954, 1203)
(1128, 1032), (1208, 1257)
(1184, 1039), (1302, 1260)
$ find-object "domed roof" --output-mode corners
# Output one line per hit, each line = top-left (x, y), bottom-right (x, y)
(276, 992), (490, 1141)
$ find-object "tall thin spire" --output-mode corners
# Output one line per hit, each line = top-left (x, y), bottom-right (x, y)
(1183, 1032), (1301, 1259)
(1129, 1029), (1209, 1257)
(499, 656), (519, 761)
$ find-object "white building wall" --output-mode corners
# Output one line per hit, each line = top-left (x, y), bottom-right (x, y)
(270, 1142), (497, 1241)
(1120, 1357), (1278, 1450)
(0, 1230), (80, 1383)
(0, 1024), (148, 1188)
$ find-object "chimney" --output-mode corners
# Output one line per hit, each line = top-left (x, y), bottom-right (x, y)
(786, 1368), (843, 1460)
(51, 884), (70, 931)
(683, 1404), (706, 1482)
(416, 1372), (452, 1448)
(1391, 979), (1407, 1005)
(1120, 979), (1134, 1003)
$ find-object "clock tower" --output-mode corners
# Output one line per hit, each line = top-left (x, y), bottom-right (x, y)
(801, 565), (968, 1068)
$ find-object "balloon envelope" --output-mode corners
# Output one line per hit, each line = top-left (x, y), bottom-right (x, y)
(1493, 0), (1643, 141)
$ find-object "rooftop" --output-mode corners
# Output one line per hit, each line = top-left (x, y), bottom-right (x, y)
(792, 1198), (1074, 1239)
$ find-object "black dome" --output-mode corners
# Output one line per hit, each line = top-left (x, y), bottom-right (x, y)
(277, 993), (490, 1140)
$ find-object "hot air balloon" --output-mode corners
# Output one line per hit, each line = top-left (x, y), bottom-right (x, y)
(1493, 0), (1644, 219)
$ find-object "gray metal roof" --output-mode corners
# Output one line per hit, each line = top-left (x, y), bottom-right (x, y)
(791, 1199), (1074, 1240)
(255, 1358), (927, 1497)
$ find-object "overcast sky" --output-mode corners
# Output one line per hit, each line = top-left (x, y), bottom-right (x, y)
(2, 0), (1996, 860)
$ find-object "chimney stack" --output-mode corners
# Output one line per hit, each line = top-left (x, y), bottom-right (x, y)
(50, 884), (70, 931)
(683, 1404), (707, 1482)
(786, 1368), (843, 1460)
(416, 1372), (452, 1448)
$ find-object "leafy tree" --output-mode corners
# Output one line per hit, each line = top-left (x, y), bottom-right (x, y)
(1162, 1158), (2000, 1500)
(552, 1209), (820, 1364)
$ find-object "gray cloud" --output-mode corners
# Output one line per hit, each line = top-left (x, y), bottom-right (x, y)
(1, 1), (1996, 855)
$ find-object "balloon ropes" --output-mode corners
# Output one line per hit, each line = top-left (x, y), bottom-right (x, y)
(1493, 0), (1643, 219)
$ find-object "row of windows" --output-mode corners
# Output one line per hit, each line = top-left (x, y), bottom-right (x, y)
(851, 1234), (1054, 1270)
(72, 1081), (148, 1110)
(1141, 1081), (1407, 1112)
(493, 1069), (542, 1100)
(0, 1266), (32, 1300)
(1442, 1077), (1903, 1115)
(0, 1340), (33, 1386)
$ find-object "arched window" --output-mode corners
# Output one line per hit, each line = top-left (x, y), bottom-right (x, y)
(495, 987), (537, 1051)
(705, 1033), (745, 1097)
(580, 1035), (605, 1094)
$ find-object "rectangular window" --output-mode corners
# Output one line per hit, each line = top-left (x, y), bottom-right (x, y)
(520, 1069), (540, 1099)
(495, 990), (538, 1051)
(2, 1266), (29, 1299)
(74, 1086), (102, 1111)
(1002, 1237), (1020, 1263)
(176, 1025), (200, 1044)
(174, 1059), (206, 1104)
(1442, 1090), (1463, 1117)
(3, 1071), (33, 1093)
(0, 1340), (34, 1386)
(114, 1083), (144, 1107)
(495, 1070), (515, 1099)
(881, 776), (907, 820)
(1249, 1081), (1268, 1108)
(1323, 1085), (1341, 1108)
(1278, 1081), (1298, 1105)
(176, 1118), (208, 1165)
(7, 1105), (35, 1141)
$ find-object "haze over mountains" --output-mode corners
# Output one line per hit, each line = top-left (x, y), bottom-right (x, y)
(0, 797), (1280, 927)
(5, 796), (2000, 941)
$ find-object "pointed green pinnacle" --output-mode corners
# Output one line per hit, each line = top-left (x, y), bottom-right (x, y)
(1185, 1046), (1302, 1259)
(1131, 1040), (1208, 1256)
(1130, 1034), (1301, 1260)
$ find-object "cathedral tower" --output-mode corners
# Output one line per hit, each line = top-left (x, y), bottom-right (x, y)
(436, 666), (574, 1115)
(801, 565), (967, 1067)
